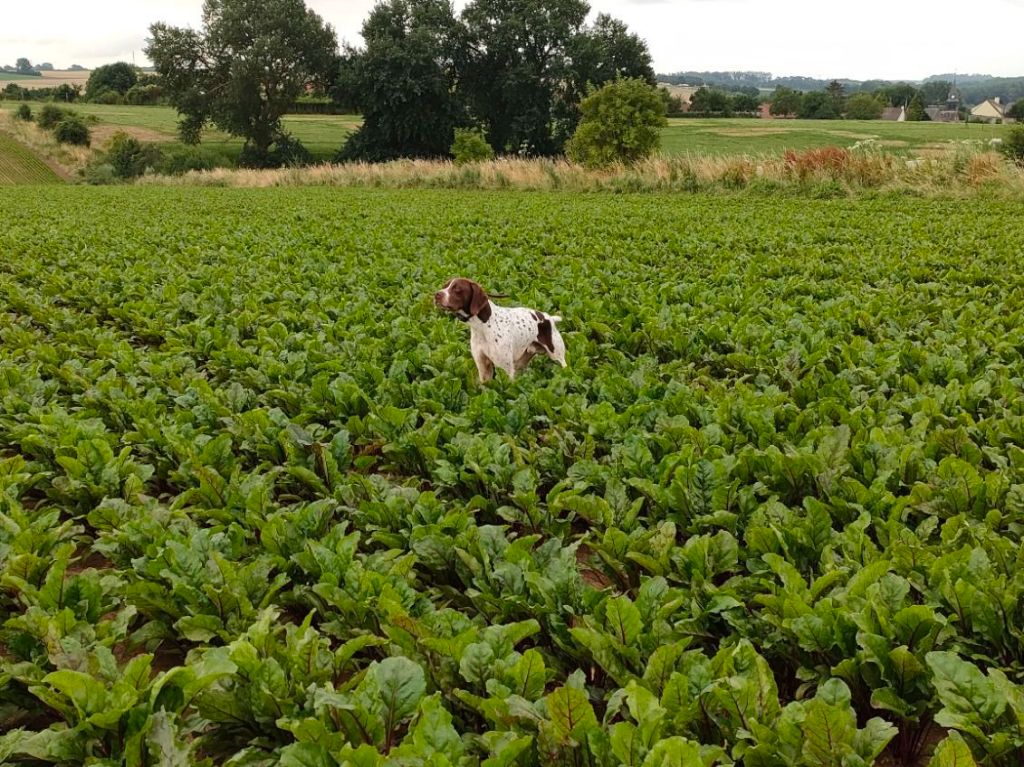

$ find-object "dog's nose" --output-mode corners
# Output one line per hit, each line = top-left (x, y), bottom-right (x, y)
(434, 292), (443, 303)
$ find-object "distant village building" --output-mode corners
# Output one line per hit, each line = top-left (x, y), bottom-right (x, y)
(882, 106), (906, 121)
(970, 97), (1015, 123)
(925, 106), (961, 122)
(925, 87), (961, 123)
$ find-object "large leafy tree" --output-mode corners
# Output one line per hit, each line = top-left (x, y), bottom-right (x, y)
(919, 80), (953, 105)
(845, 92), (884, 120)
(567, 15), (653, 88)
(85, 62), (138, 101)
(769, 86), (802, 117)
(689, 87), (732, 115)
(459, 0), (589, 155)
(146, 0), (337, 166)
(555, 14), (655, 147)
(334, 0), (652, 160)
(731, 92), (762, 113)
(798, 91), (839, 119)
(877, 82), (916, 108)
(337, 0), (462, 162)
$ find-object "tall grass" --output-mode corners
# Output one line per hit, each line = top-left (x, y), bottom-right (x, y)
(137, 143), (1024, 196)
(0, 112), (89, 177)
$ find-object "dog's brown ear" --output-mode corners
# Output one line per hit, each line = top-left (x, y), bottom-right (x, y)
(468, 281), (492, 322)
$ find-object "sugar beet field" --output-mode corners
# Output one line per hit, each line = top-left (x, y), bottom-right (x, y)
(2, 187), (1024, 766)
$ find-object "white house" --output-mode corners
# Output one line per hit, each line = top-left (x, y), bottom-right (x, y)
(970, 97), (1014, 123)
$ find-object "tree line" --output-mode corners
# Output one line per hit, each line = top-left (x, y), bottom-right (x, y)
(140, 0), (657, 167)
(768, 80), (1024, 120)
(683, 79), (1024, 121)
(1, 62), (164, 105)
(2, 58), (52, 75)
(683, 87), (762, 116)
(660, 70), (1024, 107)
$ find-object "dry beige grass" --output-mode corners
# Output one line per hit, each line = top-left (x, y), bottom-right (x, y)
(136, 148), (1024, 197)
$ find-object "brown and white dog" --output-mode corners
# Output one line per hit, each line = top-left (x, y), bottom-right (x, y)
(434, 277), (567, 382)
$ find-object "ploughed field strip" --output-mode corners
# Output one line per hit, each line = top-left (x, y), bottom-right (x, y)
(0, 132), (61, 185)
(1, 187), (1024, 764)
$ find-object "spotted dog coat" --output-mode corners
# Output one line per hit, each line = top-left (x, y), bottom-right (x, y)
(434, 277), (567, 382)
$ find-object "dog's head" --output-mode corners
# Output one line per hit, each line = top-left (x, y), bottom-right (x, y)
(434, 277), (492, 323)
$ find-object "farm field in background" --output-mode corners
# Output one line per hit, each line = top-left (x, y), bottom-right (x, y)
(660, 117), (1011, 155)
(0, 70), (91, 89)
(3, 186), (1024, 765)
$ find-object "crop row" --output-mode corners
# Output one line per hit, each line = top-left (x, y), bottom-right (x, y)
(0, 131), (60, 185)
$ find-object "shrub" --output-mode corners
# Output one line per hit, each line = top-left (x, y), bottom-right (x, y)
(566, 78), (667, 169)
(3, 83), (29, 100)
(156, 145), (217, 176)
(92, 89), (125, 105)
(15, 103), (32, 121)
(451, 128), (494, 164)
(239, 134), (312, 169)
(1001, 126), (1024, 166)
(269, 134), (312, 168)
(54, 116), (91, 146)
(125, 83), (164, 106)
(37, 104), (67, 130)
(82, 162), (117, 185)
(53, 84), (80, 103)
(106, 132), (161, 179)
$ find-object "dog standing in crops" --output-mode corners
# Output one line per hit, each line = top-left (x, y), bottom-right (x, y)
(434, 277), (567, 382)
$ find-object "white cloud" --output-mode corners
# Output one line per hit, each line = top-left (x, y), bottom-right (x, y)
(2, 0), (1022, 79)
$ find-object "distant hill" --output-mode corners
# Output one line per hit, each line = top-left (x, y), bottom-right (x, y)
(657, 71), (1024, 105)
(924, 73), (996, 84)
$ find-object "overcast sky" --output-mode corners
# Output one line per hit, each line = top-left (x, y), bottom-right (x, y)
(3, 0), (1024, 81)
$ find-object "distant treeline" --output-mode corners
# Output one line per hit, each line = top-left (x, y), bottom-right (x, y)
(2, 84), (82, 103)
(659, 71), (1024, 105)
